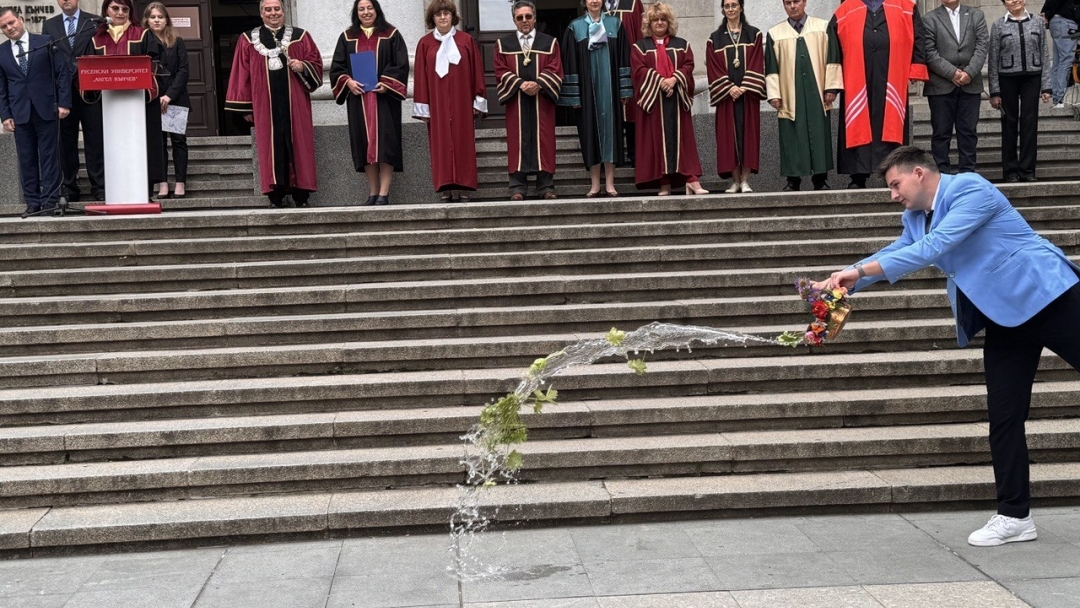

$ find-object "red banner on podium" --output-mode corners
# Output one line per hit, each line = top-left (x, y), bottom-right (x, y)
(78, 55), (154, 91)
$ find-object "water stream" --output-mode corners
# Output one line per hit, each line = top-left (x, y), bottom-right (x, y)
(447, 322), (797, 602)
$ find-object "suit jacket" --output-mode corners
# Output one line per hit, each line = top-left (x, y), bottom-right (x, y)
(0, 34), (72, 124)
(43, 11), (100, 90)
(922, 4), (989, 96)
(850, 172), (1080, 347)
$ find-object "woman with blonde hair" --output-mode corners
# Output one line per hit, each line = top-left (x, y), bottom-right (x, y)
(144, 2), (190, 199)
(630, 2), (706, 195)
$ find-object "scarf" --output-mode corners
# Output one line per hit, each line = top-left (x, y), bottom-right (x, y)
(108, 21), (131, 43)
(587, 14), (608, 50)
(653, 37), (674, 78)
(433, 26), (461, 78)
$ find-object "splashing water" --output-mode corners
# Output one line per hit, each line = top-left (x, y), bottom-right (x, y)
(447, 322), (793, 600)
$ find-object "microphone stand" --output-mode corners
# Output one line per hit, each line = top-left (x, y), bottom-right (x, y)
(16, 36), (103, 218)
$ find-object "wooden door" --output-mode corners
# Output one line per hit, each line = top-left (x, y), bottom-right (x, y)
(161, 1), (219, 136)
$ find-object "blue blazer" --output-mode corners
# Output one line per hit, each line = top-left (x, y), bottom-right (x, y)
(850, 172), (1080, 347)
(0, 33), (71, 124)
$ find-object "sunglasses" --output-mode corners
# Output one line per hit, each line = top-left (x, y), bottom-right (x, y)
(515, 14), (535, 21)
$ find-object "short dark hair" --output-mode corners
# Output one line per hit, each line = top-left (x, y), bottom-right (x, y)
(351, 0), (392, 33)
(877, 146), (939, 179)
(425, 0), (460, 30)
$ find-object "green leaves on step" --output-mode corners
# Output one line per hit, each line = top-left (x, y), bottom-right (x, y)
(606, 327), (626, 347)
(627, 358), (647, 375)
(777, 331), (804, 348)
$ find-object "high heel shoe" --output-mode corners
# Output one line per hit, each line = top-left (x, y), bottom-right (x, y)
(685, 182), (709, 195)
(724, 182), (741, 193)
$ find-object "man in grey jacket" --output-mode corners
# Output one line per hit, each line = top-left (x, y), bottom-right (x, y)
(923, 0), (989, 173)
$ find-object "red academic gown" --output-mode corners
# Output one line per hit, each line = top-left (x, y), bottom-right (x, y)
(706, 25), (765, 176)
(631, 37), (702, 189)
(225, 26), (322, 194)
(92, 24), (165, 185)
(494, 32), (563, 176)
(413, 29), (486, 192)
(607, 0), (643, 124)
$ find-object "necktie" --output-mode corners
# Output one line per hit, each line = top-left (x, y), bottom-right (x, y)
(15, 40), (27, 75)
(925, 210), (934, 233)
(66, 16), (76, 48)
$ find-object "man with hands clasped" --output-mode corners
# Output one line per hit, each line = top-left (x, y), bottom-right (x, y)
(817, 146), (1080, 548)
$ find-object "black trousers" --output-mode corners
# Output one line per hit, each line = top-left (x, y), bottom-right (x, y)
(983, 282), (1080, 518)
(927, 88), (981, 173)
(162, 132), (189, 183)
(509, 171), (554, 196)
(998, 73), (1041, 180)
(58, 88), (104, 199)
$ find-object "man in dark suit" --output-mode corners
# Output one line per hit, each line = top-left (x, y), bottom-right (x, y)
(922, 0), (988, 173)
(43, 0), (104, 202)
(0, 8), (71, 216)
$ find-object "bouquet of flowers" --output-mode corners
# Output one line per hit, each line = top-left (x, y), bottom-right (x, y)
(779, 278), (853, 346)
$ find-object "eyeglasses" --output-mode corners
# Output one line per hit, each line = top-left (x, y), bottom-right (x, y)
(515, 14), (535, 21)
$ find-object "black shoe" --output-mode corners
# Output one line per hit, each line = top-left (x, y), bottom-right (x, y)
(374, 195), (390, 206)
(361, 195), (377, 206)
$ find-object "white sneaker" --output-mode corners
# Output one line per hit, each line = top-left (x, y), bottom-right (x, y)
(724, 182), (740, 193)
(967, 514), (1037, 546)
(740, 182), (752, 193)
(1053, 103), (1065, 109)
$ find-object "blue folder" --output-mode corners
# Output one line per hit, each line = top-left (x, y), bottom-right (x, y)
(350, 52), (379, 91)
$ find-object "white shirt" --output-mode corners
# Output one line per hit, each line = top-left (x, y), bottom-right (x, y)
(945, 5), (962, 42)
(10, 29), (30, 63)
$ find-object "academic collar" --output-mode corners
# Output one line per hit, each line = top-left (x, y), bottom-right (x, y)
(107, 21), (131, 42)
(1006, 10), (1031, 21)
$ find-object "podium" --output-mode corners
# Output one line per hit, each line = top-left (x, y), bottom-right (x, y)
(78, 55), (162, 215)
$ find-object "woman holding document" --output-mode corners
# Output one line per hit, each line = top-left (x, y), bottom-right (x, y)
(330, 0), (409, 206)
(145, 2), (190, 199)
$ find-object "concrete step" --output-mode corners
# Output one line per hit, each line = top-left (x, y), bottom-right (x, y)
(1, 349), (1076, 426)
(0, 265), (953, 326)
(4, 418), (1080, 509)
(4, 459), (1080, 553)
(4, 380), (1080, 466)
(0, 290), (957, 355)
(3, 181), (1076, 241)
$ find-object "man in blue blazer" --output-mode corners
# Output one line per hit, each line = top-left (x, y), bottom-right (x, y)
(0, 8), (71, 216)
(820, 146), (1080, 547)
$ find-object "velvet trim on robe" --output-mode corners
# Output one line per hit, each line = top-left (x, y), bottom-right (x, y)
(630, 37), (702, 188)
(92, 25), (165, 184)
(707, 25), (765, 176)
(412, 30), (486, 192)
(330, 27), (409, 172)
(225, 27), (322, 194)
(558, 15), (633, 169)
(495, 32), (563, 175)
(833, 0), (929, 175)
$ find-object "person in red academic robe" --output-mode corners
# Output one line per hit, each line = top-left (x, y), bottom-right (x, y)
(92, 0), (165, 196)
(707, 0), (765, 193)
(494, 1), (563, 201)
(832, 0), (928, 188)
(605, 0), (643, 165)
(330, 0), (409, 206)
(412, 0), (486, 202)
(631, 3), (706, 195)
(225, 0), (322, 207)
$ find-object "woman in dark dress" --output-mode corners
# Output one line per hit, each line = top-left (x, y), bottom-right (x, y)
(330, 0), (409, 206)
(706, 0), (764, 193)
(145, 2), (189, 199)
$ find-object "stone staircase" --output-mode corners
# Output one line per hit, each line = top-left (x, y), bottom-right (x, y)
(3, 177), (1080, 555)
